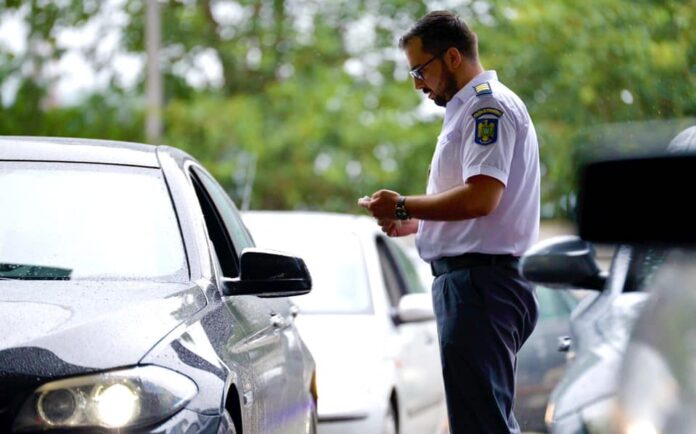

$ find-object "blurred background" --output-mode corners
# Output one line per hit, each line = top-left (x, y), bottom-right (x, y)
(0, 0), (694, 222)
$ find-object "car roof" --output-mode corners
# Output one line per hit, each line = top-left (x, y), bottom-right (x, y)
(0, 136), (160, 168)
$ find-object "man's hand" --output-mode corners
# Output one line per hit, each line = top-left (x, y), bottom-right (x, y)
(378, 218), (419, 237)
(378, 218), (401, 237)
(366, 189), (400, 220)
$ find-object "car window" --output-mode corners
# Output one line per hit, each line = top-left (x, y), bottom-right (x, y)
(376, 237), (408, 307)
(241, 216), (373, 314)
(536, 286), (575, 320)
(384, 238), (428, 295)
(191, 167), (255, 253)
(0, 162), (187, 281)
(189, 170), (239, 278)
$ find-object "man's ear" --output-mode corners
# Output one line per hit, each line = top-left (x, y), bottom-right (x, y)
(445, 47), (463, 70)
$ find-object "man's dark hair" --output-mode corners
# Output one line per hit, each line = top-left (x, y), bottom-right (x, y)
(399, 11), (478, 61)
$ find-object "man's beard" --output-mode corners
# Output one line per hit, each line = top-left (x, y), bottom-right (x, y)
(431, 71), (459, 107)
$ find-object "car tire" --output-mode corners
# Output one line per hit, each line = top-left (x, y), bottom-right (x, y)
(381, 403), (398, 434)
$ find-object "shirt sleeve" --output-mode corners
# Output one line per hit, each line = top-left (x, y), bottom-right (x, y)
(459, 97), (516, 186)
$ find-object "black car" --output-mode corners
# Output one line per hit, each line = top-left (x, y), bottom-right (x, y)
(0, 137), (316, 434)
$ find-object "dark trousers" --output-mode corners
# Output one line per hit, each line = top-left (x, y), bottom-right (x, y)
(431, 264), (538, 434)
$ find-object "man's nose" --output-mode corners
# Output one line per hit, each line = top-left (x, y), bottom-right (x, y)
(413, 76), (424, 90)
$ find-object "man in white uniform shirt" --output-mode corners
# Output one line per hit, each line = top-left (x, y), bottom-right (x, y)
(363, 11), (540, 434)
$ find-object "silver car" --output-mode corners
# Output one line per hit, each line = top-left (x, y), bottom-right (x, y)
(577, 153), (696, 434)
(243, 211), (448, 434)
(519, 153), (694, 434)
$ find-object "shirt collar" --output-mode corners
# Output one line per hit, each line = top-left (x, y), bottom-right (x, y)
(448, 70), (498, 108)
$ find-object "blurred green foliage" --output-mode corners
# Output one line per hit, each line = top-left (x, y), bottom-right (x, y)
(1, 0), (694, 217)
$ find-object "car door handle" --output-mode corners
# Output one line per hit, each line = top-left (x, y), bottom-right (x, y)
(558, 336), (572, 353)
(271, 314), (288, 329)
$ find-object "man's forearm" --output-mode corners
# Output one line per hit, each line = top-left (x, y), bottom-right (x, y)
(407, 178), (503, 221)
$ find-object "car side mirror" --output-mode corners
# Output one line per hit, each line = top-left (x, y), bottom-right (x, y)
(519, 235), (606, 290)
(222, 248), (312, 298)
(577, 154), (696, 245)
(394, 293), (435, 324)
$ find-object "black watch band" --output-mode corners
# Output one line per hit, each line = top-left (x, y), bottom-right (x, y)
(395, 196), (410, 220)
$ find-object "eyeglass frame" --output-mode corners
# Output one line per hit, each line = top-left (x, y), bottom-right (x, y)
(408, 48), (449, 81)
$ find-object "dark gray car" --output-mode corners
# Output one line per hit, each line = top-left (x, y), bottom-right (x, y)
(0, 137), (316, 434)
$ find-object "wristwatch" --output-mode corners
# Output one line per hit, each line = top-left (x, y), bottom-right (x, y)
(395, 196), (410, 220)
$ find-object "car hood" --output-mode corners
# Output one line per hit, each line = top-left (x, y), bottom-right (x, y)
(0, 280), (206, 378)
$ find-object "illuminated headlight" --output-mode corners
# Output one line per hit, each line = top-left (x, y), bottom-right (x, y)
(13, 366), (197, 431)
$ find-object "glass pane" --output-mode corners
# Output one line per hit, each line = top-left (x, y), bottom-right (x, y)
(243, 217), (372, 314)
(0, 162), (187, 281)
(535, 286), (572, 320)
(385, 238), (428, 294)
(193, 168), (254, 254)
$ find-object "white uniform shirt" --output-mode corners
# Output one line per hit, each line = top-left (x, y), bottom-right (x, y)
(416, 70), (540, 262)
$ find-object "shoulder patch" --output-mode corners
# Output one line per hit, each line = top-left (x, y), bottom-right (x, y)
(472, 107), (503, 146)
(473, 82), (492, 96)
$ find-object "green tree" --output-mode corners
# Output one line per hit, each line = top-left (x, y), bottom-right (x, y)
(2, 0), (693, 218)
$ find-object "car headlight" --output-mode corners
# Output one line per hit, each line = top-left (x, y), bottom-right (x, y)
(13, 365), (197, 431)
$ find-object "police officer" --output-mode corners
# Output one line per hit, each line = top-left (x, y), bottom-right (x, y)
(362, 11), (540, 434)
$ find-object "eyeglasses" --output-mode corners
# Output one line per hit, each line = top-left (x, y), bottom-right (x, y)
(408, 48), (448, 81)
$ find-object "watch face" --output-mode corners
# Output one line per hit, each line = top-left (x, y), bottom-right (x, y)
(395, 208), (409, 220)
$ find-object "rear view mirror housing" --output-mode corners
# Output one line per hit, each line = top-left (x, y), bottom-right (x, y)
(394, 293), (435, 324)
(223, 248), (312, 298)
(520, 235), (606, 290)
(577, 153), (696, 245)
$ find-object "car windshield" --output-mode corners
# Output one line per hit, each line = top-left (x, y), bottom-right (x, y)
(243, 217), (372, 314)
(0, 162), (188, 281)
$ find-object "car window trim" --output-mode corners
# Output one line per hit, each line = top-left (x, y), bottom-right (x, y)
(376, 236), (410, 307)
(188, 169), (241, 277)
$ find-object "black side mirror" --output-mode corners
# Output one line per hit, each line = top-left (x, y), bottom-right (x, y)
(578, 153), (696, 245)
(222, 248), (312, 298)
(520, 235), (606, 290)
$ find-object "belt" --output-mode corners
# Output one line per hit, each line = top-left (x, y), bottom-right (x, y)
(430, 253), (520, 277)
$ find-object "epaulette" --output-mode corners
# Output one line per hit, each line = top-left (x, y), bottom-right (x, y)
(473, 82), (492, 96)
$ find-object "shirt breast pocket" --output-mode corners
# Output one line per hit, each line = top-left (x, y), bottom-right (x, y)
(433, 130), (463, 185)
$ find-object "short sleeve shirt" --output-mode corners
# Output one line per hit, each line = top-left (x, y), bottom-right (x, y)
(415, 70), (540, 262)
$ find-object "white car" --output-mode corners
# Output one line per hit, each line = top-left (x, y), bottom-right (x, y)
(243, 212), (448, 434)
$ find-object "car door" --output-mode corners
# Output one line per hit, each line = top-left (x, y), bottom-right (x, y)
(188, 166), (293, 434)
(514, 286), (576, 431)
(375, 237), (443, 431)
